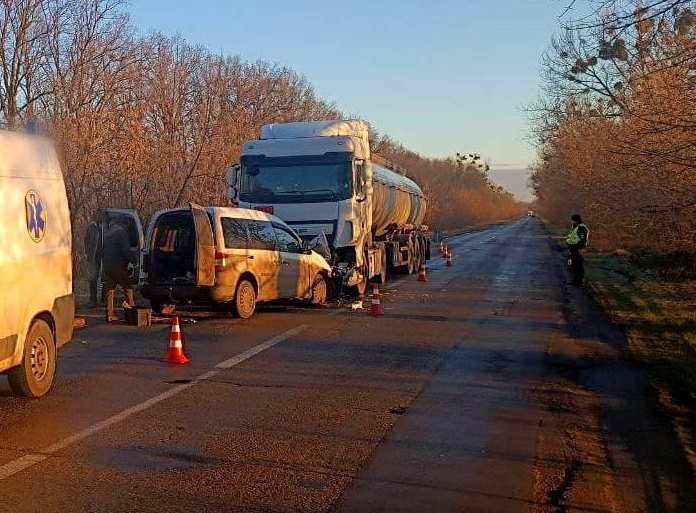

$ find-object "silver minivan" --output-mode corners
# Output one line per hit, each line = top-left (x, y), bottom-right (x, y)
(112, 204), (332, 319)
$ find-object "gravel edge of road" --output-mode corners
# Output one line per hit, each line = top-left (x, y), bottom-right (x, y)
(542, 220), (696, 477)
(539, 221), (696, 511)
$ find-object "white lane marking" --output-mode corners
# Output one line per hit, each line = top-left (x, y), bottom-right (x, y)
(0, 324), (309, 481)
(0, 454), (48, 480)
(43, 383), (195, 454)
(215, 324), (306, 369)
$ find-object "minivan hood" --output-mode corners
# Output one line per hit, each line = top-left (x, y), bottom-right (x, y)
(311, 251), (332, 275)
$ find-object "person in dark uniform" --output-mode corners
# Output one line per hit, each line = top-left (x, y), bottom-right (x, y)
(84, 216), (103, 307)
(102, 218), (137, 322)
(566, 214), (589, 287)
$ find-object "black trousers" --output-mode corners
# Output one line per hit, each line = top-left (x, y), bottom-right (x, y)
(569, 247), (584, 285)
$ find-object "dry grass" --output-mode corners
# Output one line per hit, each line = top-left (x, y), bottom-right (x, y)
(547, 222), (696, 404)
(586, 253), (696, 403)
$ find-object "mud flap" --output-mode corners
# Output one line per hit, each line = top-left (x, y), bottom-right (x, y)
(190, 203), (216, 287)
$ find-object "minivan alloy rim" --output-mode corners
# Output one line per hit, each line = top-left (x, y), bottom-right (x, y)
(239, 284), (254, 316)
(313, 278), (327, 303)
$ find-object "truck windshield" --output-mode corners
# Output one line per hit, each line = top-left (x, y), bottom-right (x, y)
(240, 162), (352, 203)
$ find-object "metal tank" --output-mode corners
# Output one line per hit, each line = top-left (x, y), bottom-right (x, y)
(371, 163), (427, 237)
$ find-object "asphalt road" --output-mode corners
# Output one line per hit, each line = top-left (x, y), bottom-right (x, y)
(1, 218), (693, 513)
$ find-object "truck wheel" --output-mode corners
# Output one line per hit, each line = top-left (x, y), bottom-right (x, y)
(8, 319), (56, 398)
(350, 276), (368, 298)
(232, 279), (256, 319)
(310, 274), (328, 305)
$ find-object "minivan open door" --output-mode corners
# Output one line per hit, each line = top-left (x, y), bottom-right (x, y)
(190, 203), (216, 287)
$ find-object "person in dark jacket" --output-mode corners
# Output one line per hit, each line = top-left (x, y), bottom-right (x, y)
(565, 214), (589, 287)
(102, 218), (137, 322)
(84, 217), (103, 307)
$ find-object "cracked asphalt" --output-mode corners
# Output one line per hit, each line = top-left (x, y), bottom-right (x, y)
(1, 218), (693, 513)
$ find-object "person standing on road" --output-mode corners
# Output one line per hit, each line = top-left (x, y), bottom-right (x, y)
(566, 214), (589, 287)
(102, 218), (136, 322)
(84, 216), (103, 307)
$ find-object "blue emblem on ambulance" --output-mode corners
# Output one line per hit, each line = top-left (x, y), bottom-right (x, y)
(25, 190), (47, 242)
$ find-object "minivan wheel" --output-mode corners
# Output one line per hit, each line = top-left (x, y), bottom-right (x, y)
(232, 279), (256, 319)
(8, 319), (56, 398)
(310, 274), (328, 305)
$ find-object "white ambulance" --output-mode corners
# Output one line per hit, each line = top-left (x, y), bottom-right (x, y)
(0, 131), (74, 397)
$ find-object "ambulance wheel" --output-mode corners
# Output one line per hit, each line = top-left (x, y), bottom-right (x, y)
(233, 279), (256, 319)
(8, 319), (56, 398)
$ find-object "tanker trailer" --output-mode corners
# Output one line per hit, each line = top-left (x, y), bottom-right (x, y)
(229, 120), (430, 296)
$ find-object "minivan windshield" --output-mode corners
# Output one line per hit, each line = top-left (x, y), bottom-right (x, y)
(240, 162), (352, 203)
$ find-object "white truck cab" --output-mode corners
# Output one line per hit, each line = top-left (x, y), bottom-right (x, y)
(232, 120), (429, 296)
(0, 131), (74, 397)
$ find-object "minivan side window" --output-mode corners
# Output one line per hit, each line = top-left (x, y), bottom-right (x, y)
(246, 220), (276, 250)
(273, 224), (302, 253)
(221, 217), (249, 248)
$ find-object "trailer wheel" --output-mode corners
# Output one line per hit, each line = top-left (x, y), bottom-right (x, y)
(8, 319), (56, 398)
(414, 240), (423, 272)
(407, 240), (417, 275)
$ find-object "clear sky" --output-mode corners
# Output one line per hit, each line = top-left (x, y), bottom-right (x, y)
(127, 0), (564, 200)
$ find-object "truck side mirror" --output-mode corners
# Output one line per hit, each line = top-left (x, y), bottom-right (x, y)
(227, 164), (240, 205)
(355, 161), (367, 202)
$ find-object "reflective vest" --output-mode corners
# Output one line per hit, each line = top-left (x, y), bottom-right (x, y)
(566, 223), (589, 246)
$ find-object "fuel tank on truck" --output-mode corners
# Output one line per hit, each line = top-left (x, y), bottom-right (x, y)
(371, 162), (427, 237)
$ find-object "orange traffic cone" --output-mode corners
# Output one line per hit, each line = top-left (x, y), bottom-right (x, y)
(369, 285), (384, 316)
(418, 263), (428, 282)
(439, 241), (445, 255)
(446, 250), (453, 267)
(166, 316), (190, 365)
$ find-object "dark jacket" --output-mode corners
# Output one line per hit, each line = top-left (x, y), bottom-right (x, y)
(102, 225), (136, 278)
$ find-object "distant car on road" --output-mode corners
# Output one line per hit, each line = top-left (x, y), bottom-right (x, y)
(115, 205), (332, 319)
(0, 131), (74, 397)
(527, 210), (535, 217)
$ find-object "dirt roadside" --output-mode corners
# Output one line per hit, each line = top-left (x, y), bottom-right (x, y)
(530, 226), (695, 513)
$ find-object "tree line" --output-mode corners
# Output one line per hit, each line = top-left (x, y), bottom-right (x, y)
(0, 0), (523, 277)
(530, 0), (696, 263)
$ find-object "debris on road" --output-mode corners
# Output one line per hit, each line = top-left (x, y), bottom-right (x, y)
(350, 301), (363, 310)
